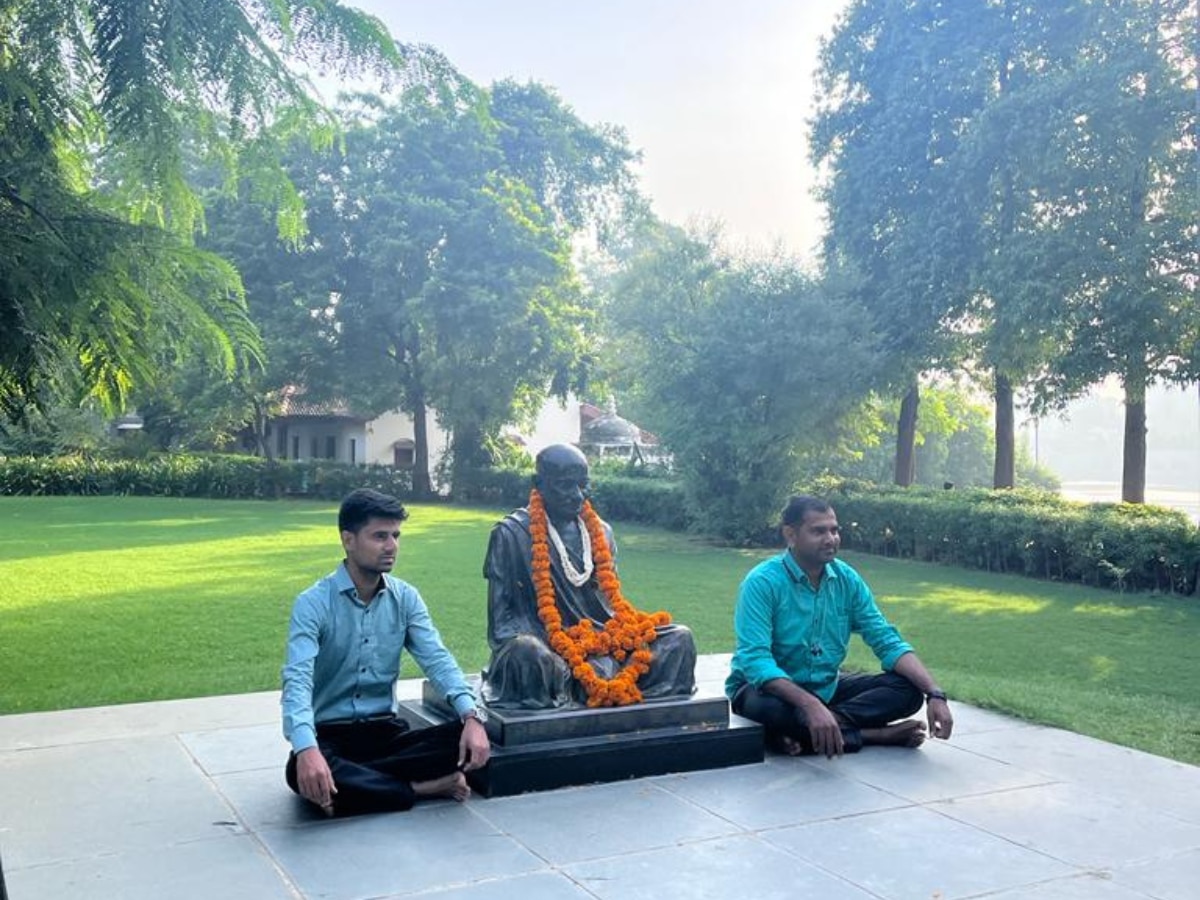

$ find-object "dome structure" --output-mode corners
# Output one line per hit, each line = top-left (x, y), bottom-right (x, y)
(579, 397), (649, 460)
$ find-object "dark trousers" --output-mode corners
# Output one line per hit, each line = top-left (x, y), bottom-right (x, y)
(732, 671), (923, 754)
(286, 717), (463, 816)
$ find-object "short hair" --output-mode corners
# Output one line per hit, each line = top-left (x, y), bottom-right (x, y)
(780, 494), (833, 528)
(338, 488), (409, 533)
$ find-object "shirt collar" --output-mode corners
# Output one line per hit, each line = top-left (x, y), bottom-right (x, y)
(780, 551), (838, 588)
(333, 561), (388, 603)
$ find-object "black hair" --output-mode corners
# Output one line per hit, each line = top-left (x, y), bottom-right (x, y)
(780, 494), (833, 528)
(338, 488), (409, 533)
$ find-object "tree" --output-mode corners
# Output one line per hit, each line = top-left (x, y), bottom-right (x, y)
(1025, 0), (1199, 501)
(812, 0), (1194, 496)
(295, 94), (591, 496)
(811, 0), (989, 487)
(204, 79), (642, 487)
(607, 226), (881, 541)
(0, 0), (414, 419)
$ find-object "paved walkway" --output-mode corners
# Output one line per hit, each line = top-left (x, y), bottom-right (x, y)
(1, 655), (1197, 900)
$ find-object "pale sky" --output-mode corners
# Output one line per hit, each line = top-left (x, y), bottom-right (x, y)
(346, 0), (849, 260)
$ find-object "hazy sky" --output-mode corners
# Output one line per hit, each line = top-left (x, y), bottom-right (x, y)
(346, 0), (848, 259)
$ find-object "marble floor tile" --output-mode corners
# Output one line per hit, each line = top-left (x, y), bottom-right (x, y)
(256, 802), (543, 900)
(471, 779), (738, 865)
(656, 758), (910, 830)
(566, 833), (876, 900)
(763, 805), (1076, 900)
(932, 781), (1200, 868)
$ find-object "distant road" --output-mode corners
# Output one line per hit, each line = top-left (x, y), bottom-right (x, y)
(1060, 482), (1200, 525)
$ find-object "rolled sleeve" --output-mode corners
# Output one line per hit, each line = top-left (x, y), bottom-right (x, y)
(731, 572), (790, 689)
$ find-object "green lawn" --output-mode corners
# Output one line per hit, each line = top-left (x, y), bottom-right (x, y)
(2, 495), (1197, 765)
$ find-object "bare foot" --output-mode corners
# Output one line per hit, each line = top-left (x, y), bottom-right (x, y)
(767, 733), (806, 756)
(861, 719), (926, 748)
(412, 771), (471, 802)
(779, 735), (805, 756)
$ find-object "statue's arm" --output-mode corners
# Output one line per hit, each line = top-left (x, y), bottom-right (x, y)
(484, 518), (539, 647)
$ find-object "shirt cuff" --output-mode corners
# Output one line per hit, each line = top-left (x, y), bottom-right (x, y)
(289, 724), (317, 754)
(448, 692), (476, 719)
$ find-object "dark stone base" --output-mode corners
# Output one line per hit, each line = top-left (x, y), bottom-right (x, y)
(400, 679), (765, 798)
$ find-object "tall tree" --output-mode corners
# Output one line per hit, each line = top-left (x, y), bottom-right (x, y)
(607, 226), (880, 541)
(0, 0), (415, 417)
(298, 94), (591, 496)
(1027, 0), (1198, 501)
(811, 0), (987, 487)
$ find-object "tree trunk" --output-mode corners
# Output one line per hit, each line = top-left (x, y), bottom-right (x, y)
(451, 422), (488, 498)
(253, 398), (271, 459)
(1121, 372), (1147, 503)
(411, 394), (434, 499)
(894, 382), (920, 486)
(993, 370), (1015, 489)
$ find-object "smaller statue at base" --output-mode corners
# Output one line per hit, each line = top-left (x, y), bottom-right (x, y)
(481, 444), (697, 709)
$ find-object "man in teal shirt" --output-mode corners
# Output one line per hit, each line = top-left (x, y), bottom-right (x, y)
(727, 495), (954, 757)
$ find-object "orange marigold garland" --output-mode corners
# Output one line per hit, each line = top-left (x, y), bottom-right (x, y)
(528, 488), (671, 707)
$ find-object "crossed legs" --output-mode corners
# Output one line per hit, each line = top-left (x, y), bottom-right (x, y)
(286, 717), (467, 816)
(733, 671), (925, 755)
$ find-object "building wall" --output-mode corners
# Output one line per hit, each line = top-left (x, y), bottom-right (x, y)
(364, 410), (451, 480)
(272, 419), (368, 465)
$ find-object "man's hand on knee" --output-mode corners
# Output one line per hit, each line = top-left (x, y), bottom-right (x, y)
(458, 717), (491, 771)
(800, 703), (844, 758)
(296, 747), (337, 813)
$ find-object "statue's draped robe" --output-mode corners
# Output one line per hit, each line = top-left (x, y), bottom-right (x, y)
(482, 508), (697, 709)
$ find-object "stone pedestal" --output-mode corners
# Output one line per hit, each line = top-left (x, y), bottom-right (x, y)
(400, 679), (764, 798)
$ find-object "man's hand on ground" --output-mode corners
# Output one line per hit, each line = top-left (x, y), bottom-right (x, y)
(801, 703), (844, 758)
(458, 717), (491, 771)
(926, 698), (954, 740)
(296, 747), (337, 813)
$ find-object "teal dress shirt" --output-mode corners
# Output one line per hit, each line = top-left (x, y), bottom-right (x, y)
(726, 553), (913, 702)
(281, 563), (476, 754)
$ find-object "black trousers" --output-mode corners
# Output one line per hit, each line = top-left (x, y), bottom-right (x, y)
(732, 671), (923, 754)
(285, 717), (463, 816)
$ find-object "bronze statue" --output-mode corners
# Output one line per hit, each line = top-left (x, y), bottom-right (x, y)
(482, 444), (697, 709)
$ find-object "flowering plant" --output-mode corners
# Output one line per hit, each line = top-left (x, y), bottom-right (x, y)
(528, 487), (671, 707)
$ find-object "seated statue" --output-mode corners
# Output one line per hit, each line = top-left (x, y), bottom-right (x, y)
(481, 444), (697, 709)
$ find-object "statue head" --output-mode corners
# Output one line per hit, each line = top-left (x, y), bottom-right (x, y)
(534, 443), (590, 523)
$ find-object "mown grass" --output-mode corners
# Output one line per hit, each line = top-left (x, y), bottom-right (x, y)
(1, 495), (1197, 764)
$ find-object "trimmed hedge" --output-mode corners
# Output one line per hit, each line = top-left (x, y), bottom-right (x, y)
(816, 479), (1200, 595)
(0, 455), (413, 500)
(7, 456), (1194, 595)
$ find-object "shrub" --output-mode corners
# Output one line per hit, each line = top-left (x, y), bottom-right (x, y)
(0, 455), (413, 501)
(811, 478), (1200, 594)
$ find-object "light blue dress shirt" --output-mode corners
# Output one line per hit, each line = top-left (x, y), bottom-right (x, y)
(281, 563), (476, 753)
(726, 553), (913, 703)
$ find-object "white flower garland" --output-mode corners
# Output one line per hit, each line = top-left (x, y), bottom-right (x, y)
(546, 516), (594, 586)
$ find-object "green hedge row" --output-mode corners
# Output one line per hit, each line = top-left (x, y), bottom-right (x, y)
(816, 480), (1200, 594)
(0, 455), (413, 500)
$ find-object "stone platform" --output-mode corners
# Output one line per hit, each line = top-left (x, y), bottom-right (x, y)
(5, 654), (1200, 899)
(401, 680), (765, 797)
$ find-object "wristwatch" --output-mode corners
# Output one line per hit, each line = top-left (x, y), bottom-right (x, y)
(462, 706), (489, 724)
(925, 689), (948, 703)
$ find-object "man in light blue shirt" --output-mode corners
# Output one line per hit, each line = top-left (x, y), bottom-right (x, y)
(281, 489), (490, 815)
(727, 495), (954, 758)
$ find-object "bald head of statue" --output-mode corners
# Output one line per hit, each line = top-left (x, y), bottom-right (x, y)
(534, 443), (590, 524)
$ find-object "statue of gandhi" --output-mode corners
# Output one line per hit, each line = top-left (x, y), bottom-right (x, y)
(481, 444), (697, 709)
